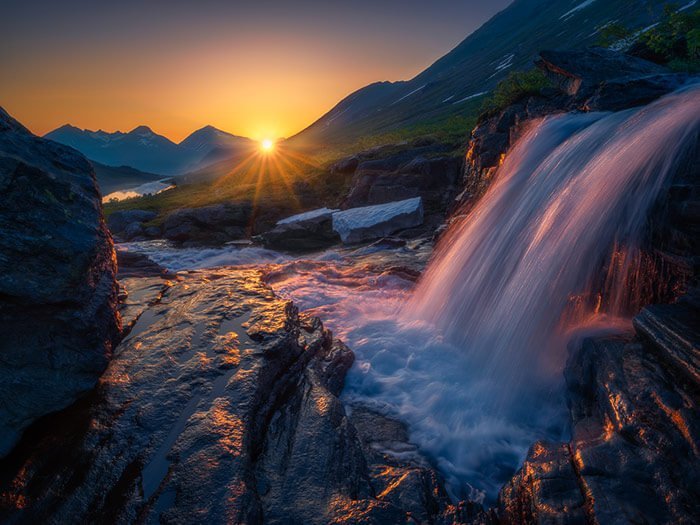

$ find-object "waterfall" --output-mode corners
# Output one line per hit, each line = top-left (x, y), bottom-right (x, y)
(264, 83), (700, 502)
(405, 84), (700, 408)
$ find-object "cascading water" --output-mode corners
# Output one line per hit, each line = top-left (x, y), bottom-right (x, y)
(130, 84), (700, 503)
(406, 84), (700, 399)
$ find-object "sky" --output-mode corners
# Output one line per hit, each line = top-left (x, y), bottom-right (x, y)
(1, 0), (511, 142)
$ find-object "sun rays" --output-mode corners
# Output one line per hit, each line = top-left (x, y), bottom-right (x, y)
(210, 141), (326, 227)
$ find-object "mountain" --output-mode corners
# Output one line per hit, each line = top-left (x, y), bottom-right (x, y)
(291, 0), (680, 145)
(45, 124), (253, 175)
(179, 125), (251, 152)
(90, 160), (164, 194)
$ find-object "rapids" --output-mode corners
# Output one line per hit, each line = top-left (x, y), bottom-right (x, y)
(123, 83), (700, 502)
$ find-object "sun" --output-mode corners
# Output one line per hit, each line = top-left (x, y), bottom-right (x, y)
(260, 138), (274, 153)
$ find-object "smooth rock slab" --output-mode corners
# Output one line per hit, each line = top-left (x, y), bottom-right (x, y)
(332, 197), (424, 244)
(0, 269), (466, 524)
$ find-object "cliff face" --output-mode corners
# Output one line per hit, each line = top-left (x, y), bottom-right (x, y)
(0, 108), (120, 457)
(454, 51), (700, 523)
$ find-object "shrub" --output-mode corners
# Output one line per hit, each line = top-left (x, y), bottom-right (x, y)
(597, 22), (632, 47)
(480, 69), (550, 116)
(599, 3), (700, 71)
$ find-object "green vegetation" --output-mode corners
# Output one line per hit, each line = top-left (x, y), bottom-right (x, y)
(479, 69), (550, 117)
(103, 153), (344, 223)
(352, 114), (477, 151)
(597, 22), (633, 47)
(598, 4), (700, 72)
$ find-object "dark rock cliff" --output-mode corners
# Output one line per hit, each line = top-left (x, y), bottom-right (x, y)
(453, 50), (700, 523)
(0, 108), (120, 457)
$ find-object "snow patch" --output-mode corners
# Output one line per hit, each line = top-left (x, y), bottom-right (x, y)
(560, 0), (597, 20)
(494, 53), (515, 72)
(452, 91), (487, 105)
(392, 84), (426, 105)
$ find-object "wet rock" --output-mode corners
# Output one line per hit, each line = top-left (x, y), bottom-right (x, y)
(162, 202), (252, 244)
(0, 270), (465, 523)
(499, 299), (700, 523)
(0, 107), (119, 457)
(633, 291), (700, 383)
(498, 442), (589, 524)
(115, 245), (173, 279)
(261, 208), (341, 252)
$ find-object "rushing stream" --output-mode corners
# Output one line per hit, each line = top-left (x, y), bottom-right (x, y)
(124, 83), (700, 503)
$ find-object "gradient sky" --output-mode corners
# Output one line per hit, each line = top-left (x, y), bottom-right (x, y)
(1, 0), (511, 141)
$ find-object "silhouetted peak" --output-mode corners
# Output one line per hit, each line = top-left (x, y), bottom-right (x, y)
(129, 125), (155, 136)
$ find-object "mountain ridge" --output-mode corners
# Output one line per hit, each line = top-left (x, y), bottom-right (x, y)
(44, 123), (253, 175)
(290, 0), (680, 146)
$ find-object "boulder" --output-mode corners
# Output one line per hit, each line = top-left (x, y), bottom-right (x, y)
(498, 294), (700, 523)
(536, 47), (668, 97)
(343, 154), (462, 214)
(162, 202), (252, 244)
(0, 269), (472, 523)
(0, 107), (119, 457)
(261, 208), (341, 251)
(107, 209), (157, 240)
(332, 197), (424, 244)
(330, 155), (359, 175)
(585, 73), (693, 112)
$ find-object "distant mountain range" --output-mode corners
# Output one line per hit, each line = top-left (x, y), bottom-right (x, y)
(292, 0), (682, 145)
(45, 124), (254, 175)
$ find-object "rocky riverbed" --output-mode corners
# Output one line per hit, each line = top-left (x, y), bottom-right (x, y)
(0, 261), (486, 524)
(1, 46), (698, 524)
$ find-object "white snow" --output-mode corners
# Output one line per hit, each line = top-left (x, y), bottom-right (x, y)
(332, 197), (423, 243)
(277, 207), (339, 225)
(392, 84), (426, 105)
(494, 53), (515, 72)
(679, 0), (697, 11)
(442, 95), (455, 102)
(487, 53), (515, 79)
(560, 0), (597, 20)
(452, 91), (487, 105)
(325, 106), (351, 126)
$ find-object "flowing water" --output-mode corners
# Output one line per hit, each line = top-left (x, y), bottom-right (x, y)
(126, 84), (700, 502)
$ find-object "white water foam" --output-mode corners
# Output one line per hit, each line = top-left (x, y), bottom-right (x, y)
(122, 84), (700, 503)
